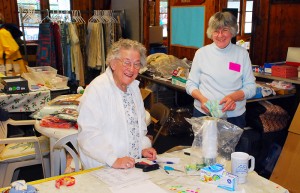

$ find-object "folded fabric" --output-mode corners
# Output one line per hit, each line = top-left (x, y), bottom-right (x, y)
(205, 100), (227, 119)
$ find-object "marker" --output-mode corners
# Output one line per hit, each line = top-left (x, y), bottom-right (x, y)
(184, 152), (190, 156)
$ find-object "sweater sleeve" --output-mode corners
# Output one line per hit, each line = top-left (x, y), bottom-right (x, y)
(186, 50), (201, 95)
(77, 82), (118, 167)
(241, 52), (256, 99)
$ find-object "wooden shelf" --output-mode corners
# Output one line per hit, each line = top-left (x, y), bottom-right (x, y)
(254, 72), (300, 85)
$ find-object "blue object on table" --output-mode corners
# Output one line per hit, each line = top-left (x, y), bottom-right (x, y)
(251, 87), (263, 99)
(164, 166), (183, 172)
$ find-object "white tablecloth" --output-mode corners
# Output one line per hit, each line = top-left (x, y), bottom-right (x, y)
(4, 148), (287, 193)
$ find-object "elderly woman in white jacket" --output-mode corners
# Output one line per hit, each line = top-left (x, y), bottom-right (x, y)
(77, 39), (157, 169)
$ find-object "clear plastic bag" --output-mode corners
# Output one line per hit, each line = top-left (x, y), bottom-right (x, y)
(145, 53), (191, 79)
(48, 94), (82, 106)
(186, 116), (243, 161)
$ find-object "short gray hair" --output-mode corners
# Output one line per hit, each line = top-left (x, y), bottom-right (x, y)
(206, 12), (238, 39)
(106, 39), (147, 67)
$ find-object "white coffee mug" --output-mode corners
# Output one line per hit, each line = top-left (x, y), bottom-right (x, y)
(231, 152), (255, 184)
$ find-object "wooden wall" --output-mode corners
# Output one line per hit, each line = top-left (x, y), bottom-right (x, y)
(0, 0), (18, 24)
(250, 0), (300, 66)
(1, 0), (299, 66)
(145, 0), (300, 66)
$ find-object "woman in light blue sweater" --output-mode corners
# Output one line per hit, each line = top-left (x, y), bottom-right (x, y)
(186, 12), (256, 128)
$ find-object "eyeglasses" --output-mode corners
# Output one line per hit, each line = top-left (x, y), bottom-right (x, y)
(213, 28), (231, 36)
(118, 58), (142, 70)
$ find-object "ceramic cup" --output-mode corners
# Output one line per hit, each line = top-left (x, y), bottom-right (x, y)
(231, 152), (255, 184)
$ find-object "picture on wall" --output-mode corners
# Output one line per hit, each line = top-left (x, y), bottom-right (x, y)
(170, 6), (205, 48)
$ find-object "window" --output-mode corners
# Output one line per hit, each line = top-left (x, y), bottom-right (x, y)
(159, 0), (168, 38)
(17, 0), (70, 41)
(17, 0), (41, 41)
(227, 0), (253, 35)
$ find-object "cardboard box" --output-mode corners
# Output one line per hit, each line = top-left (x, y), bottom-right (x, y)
(286, 47), (300, 67)
(271, 65), (298, 78)
(0, 76), (29, 94)
(200, 164), (237, 191)
(171, 76), (187, 87)
(270, 103), (300, 193)
(264, 62), (284, 74)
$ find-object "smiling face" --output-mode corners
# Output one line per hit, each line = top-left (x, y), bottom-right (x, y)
(212, 27), (233, 49)
(110, 48), (141, 92)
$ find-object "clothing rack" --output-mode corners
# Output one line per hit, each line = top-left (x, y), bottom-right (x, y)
(19, 8), (125, 64)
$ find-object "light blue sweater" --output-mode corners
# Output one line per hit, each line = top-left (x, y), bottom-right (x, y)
(186, 42), (256, 117)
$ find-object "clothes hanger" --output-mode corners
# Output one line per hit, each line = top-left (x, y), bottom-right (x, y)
(109, 10), (118, 23)
(71, 10), (78, 23)
(23, 8), (40, 24)
(40, 9), (53, 23)
(88, 10), (101, 23)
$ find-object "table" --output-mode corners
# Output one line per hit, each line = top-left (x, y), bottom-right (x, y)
(35, 111), (152, 177)
(0, 148), (289, 193)
(138, 74), (295, 104)
(0, 90), (51, 112)
(34, 121), (78, 177)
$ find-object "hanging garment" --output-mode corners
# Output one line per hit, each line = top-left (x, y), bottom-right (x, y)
(52, 22), (63, 75)
(69, 23), (85, 86)
(75, 23), (87, 85)
(60, 23), (72, 80)
(0, 28), (27, 76)
(103, 22), (115, 55)
(86, 22), (105, 69)
(36, 23), (57, 68)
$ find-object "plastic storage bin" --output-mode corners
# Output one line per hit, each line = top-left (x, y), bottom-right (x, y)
(50, 74), (68, 89)
(27, 66), (57, 80)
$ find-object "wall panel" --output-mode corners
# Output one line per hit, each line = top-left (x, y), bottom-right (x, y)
(251, 0), (300, 66)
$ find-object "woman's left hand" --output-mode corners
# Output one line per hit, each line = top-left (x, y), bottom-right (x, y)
(142, 147), (157, 161)
(220, 96), (236, 112)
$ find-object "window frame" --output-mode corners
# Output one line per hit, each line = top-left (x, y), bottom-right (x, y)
(240, 0), (252, 40)
(17, 0), (71, 42)
(159, 0), (168, 38)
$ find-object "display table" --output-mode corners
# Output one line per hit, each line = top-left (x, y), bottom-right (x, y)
(0, 148), (289, 193)
(34, 111), (152, 177)
(0, 90), (51, 112)
(138, 74), (296, 105)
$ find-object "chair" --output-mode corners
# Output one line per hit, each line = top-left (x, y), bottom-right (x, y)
(52, 133), (82, 174)
(0, 119), (50, 188)
(149, 103), (170, 145)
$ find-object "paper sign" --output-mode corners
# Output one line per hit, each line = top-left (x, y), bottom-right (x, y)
(229, 62), (241, 72)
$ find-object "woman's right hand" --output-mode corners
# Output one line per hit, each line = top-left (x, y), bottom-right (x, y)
(192, 90), (210, 114)
(112, 156), (135, 169)
(200, 101), (210, 114)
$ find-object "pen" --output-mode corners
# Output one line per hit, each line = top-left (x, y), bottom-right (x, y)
(153, 161), (174, 164)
